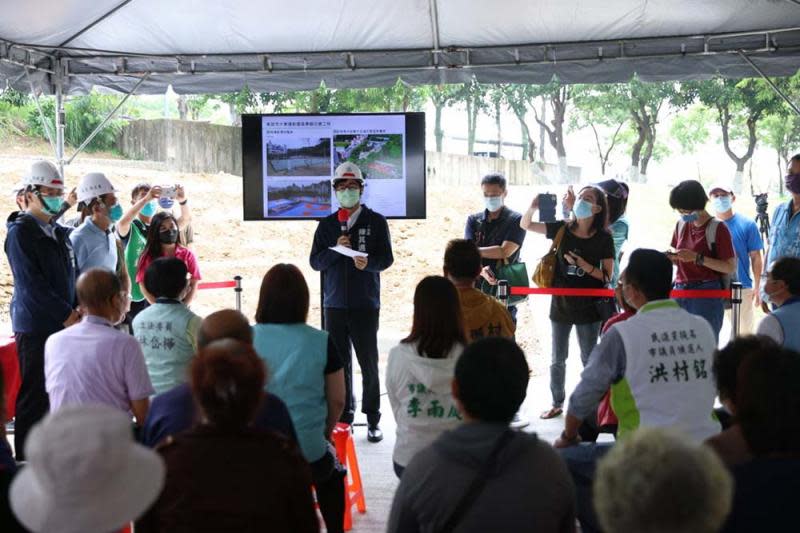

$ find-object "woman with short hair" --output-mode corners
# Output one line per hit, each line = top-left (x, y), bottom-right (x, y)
(136, 340), (318, 533)
(252, 264), (346, 533)
(386, 275), (467, 478)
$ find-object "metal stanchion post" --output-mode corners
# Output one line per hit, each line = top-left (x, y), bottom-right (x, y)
(497, 280), (509, 308)
(731, 281), (743, 338)
(234, 275), (243, 312)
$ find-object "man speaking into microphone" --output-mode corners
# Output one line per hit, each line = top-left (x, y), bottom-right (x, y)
(310, 162), (394, 442)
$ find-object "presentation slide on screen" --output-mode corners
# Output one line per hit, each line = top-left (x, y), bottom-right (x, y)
(262, 115), (406, 218)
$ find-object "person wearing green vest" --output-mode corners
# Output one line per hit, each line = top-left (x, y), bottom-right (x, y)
(132, 257), (201, 394)
(117, 182), (192, 324)
(553, 249), (720, 533)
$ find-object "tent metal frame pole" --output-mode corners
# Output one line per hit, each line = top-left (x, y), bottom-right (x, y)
(428, 0), (441, 67)
(738, 50), (800, 117)
(58, 0), (133, 48)
(54, 59), (66, 179)
(23, 67), (57, 158)
(66, 73), (150, 165)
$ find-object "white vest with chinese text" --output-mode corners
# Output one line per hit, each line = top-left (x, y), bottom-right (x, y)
(611, 300), (720, 442)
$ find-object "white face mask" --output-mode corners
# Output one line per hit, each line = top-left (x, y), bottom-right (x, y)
(484, 196), (503, 212)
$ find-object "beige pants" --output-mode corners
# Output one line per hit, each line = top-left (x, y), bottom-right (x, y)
(726, 287), (756, 339)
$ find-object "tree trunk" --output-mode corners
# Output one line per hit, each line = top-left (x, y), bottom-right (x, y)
(558, 156), (569, 184)
(640, 123), (656, 183)
(466, 99), (476, 156)
(719, 107), (758, 194)
(538, 96), (547, 163)
(434, 104), (444, 152)
(520, 123), (529, 161)
(494, 100), (502, 158)
(177, 95), (188, 121)
(227, 102), (238, 126)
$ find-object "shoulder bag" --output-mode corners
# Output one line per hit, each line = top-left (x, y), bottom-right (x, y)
(532, 225), (567, 288)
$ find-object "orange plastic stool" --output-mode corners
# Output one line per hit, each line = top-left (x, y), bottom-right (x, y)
(331, 422), (366, 531)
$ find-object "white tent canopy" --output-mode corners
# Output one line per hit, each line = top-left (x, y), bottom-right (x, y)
(3, 0), (800, 95)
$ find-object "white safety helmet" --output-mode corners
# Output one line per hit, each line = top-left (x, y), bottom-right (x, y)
(332, 161), (365, 184)
(77, 172), (118, 203)
(24, 160), (64, 190)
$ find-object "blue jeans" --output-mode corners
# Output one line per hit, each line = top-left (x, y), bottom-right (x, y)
(559, 443), (614, 533)
(675, 280), (723, 343)
(550, 320), (601, 408)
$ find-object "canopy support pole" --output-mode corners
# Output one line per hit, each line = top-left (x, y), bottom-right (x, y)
(54, 59), (66, 179)
(58, 0), (133, 47)
(66, 73), (150, 165)
(24, 67), (56, 159)
(428, 0), (441, 68)
(738, 50), (800, 117)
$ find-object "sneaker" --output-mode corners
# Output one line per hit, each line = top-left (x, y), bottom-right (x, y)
(510, 412), (530, 429)
(367, 425), (384, 443)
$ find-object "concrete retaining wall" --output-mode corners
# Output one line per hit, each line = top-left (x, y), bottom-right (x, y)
(118, 119), (576, 186)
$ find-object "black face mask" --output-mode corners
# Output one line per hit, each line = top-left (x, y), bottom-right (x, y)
(159, 229), (178, 244)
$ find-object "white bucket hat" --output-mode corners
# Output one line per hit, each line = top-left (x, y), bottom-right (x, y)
(332, 161), (365, 184)
(10, 405), (165, 533)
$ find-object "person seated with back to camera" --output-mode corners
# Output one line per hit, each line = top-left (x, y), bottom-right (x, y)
(252, 264), (347, 533)
(388, 337), (576, 533)
(756, 256), (800, 351)
(386, 275), (467, 478)
(132, 257), (202, 395)
(593, 427), (733, 533)
(715, 343), (800, 533)
(44, 269), (154, 428)
(136, 339), (319, 533)
(139, 308), (297, 449)
(554, 249), (720, 533)
(442, 239), (515, 342)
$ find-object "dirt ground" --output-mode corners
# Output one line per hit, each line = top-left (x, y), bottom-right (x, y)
(0, 150), (551, 373)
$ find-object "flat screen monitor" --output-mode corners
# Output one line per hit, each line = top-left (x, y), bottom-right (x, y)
(242, 112), (426, 220)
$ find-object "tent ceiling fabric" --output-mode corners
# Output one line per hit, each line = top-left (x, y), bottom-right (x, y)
(2, 0), (800, 94)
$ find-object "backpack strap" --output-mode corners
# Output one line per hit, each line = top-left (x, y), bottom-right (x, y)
(705, 218), (719, 257)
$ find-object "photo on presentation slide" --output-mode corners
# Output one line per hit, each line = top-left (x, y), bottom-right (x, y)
(266, 179), (331, 217)
(265, 136), (332, 177)
(333, 134), (403, 179)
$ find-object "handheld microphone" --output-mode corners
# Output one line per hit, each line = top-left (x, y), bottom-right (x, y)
(337, 208), (349, 235)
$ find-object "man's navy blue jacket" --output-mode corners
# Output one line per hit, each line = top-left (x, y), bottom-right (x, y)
(4, 211), (76, 335)
(310, 206), (394, 309)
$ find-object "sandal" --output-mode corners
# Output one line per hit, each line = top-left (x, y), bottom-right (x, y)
(539, 407), (563, 419)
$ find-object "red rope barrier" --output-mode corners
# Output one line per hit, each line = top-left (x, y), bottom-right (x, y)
(510, 287), (732, 299)
(198, 280), (238, 290)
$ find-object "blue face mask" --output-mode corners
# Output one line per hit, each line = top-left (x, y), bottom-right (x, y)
(680, 211), (699, 223)
(712, 196), (732, 213)
(107, 202), (123, 222)
(573, 199), (595, 220)
(484, 196), (503, 212)
(140, 201), (157, 217)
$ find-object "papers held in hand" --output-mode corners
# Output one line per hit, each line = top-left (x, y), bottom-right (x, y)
(329, 245), (369, 258)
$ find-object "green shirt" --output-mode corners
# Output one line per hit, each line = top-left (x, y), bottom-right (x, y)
(124, 219), (148, 301)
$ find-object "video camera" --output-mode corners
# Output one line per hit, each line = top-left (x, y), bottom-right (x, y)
(753, 193), (770, 237)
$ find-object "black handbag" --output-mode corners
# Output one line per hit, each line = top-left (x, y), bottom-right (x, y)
(594, 268), (618, 322)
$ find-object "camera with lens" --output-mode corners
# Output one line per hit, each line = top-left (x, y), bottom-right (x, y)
(753, 192), (768, 215)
